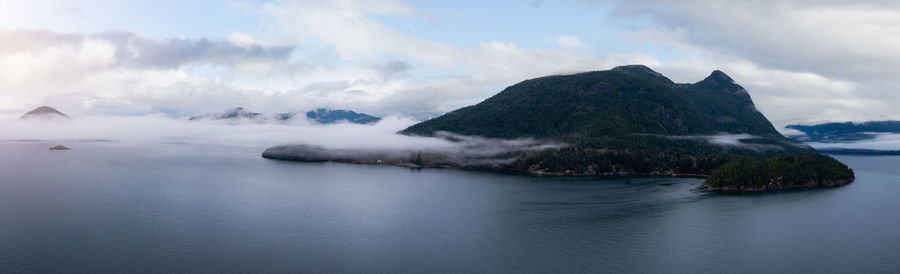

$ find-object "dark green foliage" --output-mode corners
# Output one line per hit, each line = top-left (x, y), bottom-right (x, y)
(398, 65), (817, 175)
(515, 135), (803, 176)
(401, 65), (783, 142)
(705, 154), (855, 190)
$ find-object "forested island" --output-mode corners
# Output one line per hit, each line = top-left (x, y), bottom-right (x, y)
(706, 154), (855, 192)
(263, 65), (855, 192)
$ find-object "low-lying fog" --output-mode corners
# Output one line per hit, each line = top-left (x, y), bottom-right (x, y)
(1, 114), (439, 149)
(0, 114), (565, 157)
(9, 113), (893, 155)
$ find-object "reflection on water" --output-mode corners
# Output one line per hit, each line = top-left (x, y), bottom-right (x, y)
(1, 142), (898, 273)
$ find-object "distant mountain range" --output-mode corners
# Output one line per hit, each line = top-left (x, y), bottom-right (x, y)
(188, 107), (381, 125)
(305, 108), (381, 124)
(786, 121), (900, 143)
(20, 106), (70, 120)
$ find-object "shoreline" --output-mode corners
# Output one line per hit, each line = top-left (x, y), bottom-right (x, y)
(705, 178), (855, 193)
(261, 145), (711, 179)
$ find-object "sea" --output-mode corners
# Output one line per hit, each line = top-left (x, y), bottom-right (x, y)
(1, 141), (899, 273)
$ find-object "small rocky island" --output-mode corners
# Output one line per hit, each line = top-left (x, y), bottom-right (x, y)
(49, 146), (71, 150)
(20, 106), (70, 120)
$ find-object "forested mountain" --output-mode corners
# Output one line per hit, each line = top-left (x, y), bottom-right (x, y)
(266, 65), (854, 192)
(402, 65), (782, 142)
(399, 65), (812, 176)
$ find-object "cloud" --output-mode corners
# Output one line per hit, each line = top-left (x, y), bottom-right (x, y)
(610, 0), (900, 125)
(370, 61), (413, 78)
(0, 113), (426, 149)
(1, 113), (568, 164)
(0, 29), (294, 69)
(553, 35), (586, 49)
(5, 0), (897, 131)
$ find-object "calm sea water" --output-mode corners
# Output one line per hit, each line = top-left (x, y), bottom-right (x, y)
(1, 141), (899, 273)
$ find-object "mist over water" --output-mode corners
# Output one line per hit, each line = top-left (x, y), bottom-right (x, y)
(0, 114), (565, 158)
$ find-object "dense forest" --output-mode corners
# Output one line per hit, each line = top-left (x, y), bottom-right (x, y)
(269, 65), (856, 191)
(400, 65), (814, 176)
(705, 154), (855, 192)
(402, 65), (786, 142)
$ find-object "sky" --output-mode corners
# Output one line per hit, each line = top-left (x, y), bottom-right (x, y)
(1, 0), (899, 129)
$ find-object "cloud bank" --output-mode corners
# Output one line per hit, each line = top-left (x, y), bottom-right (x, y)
(0, 113), (568, 158)
(2, 0), (900, 131)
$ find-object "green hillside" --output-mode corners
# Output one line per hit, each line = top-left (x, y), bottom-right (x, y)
(399, 65), (817, 176)
(402, 65), (783, 144)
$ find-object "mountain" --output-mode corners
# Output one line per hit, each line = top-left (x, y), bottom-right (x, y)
(786, 121), (900, 143)
(20, 106), (70, 120)
(189, 107), (380, 125)
(265, 65), (853, 192)
(306, 108), (381, 124)
(401, 65), (781, 141)
(395, 65), (811, 177)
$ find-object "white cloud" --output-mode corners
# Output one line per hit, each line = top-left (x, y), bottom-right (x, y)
(612, 0), (900, 125)
(553, 35), (586, 49)
(4, 0), (898, 132)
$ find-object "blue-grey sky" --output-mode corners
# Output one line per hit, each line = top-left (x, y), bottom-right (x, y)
(2, 0), (899, 128)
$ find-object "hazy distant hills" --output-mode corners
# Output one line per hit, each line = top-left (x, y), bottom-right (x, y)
(189, 107), (381, 125)
(20, 106), (70, 120)
(786, 121), (900, 143)
(188, 107), (264, 121)
(305, 108), (380, 124)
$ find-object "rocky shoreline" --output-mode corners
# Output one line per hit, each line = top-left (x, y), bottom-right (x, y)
(705, 177), (855, 193)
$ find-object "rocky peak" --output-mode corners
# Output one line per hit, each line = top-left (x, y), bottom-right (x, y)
(705, 70), (734, 83)
(695, 70), (751, 100)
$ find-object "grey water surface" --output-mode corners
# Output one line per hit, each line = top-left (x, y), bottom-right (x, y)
(1, 141), (898, 273)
